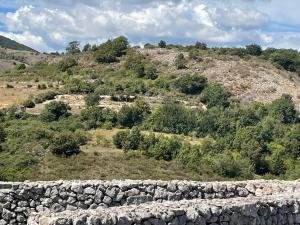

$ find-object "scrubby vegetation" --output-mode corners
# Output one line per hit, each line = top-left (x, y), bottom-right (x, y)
(1, 36), (300, 181)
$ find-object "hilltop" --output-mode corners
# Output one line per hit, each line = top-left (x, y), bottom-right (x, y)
(0, 35), (37, 52)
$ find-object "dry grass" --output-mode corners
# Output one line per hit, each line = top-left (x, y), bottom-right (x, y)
(0, 82), (46, 108)
(29, 130), (208, 181)
(28, 128), (208, 181)
(30, 151), (209, 181)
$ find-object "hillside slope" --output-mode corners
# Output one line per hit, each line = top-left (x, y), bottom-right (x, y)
(139, 48), (300, 109)
(0, 35), (37, 52)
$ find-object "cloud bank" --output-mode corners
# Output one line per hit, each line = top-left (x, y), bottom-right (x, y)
(0, 0), (300, 52)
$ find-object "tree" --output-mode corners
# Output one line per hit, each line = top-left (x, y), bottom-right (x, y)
(149, 102), (194, 135)
(82, 43), (91, 52)
(84, 93), (100, 107)
(175, 53), (187, 69)
(150, 136), (181, 161)
(268, 94), (298, 124)
(58, 58), (78, 72)
(94, 36), (129, 63)
(200, 83), (231, 108)
(112, 36), (129, 57)
(41, 101), (71, 122)
(246, 44), (262, 56)
(195, 41), (207, 50)
(50, 130), (80, 157)
(158, 40), (167, 48)
(66, 41), (81, 54)
(174, 74), (207, 94)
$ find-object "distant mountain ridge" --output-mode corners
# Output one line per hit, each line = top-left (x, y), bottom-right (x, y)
(0, 35), (37, 52)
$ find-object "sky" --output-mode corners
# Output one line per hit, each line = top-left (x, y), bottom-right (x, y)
(0, 0), (300, 52)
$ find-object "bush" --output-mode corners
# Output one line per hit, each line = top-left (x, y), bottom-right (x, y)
(188, 49), (200, 60)
(150, 136), (181, 161)
(113, 127), (142, 151)
(145, 64), (158, 80)
(123, 51), (145, 77)
(270, 49), (300, 72)
(200, 83), (231, 108)
(84, 93), (100, 107)
(23, 99), (35, 108)
(148, 102), (194, 135)
(37, 84), (47, 90)
(117, 101), (150, 128)
(268, 94), (298, 124)
(94, 36), (129, 63)
(113, 130), (130, 149)
(65, 78), (95, 94)
(50, 130), (80, 157)
(213, 152), (254, 179)
(175, 53), (187, 69)
(34, 91), (58, 104)
(195, 42), (207, 50)
(94, 47), (117, 63)
(246, 44), (262, 56)
(58, 58), (78, 72)
(174, 74), (207, 94)
(16, 63), (26, 70)
(41, 101), (71, 122)
(80, 107), (117, 129)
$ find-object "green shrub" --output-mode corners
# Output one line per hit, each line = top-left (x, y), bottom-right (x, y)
(268, 94), (298, 124)
(58, 58), (78, 72)
(84, 93), (100, 107)
(213, 152), (254, 179)
(34, 91), (58, 104)
(23, 99), (35, 108)
(246, 44), (262, 56)
(94, 36), (129, 63)
(41, 101), (71, 122)
(175, 53), (187, 69)
(195, 42), (207, 50)
(123, 51), (145, 77)
(174, 74), (207, 94)
(65, 78), (95, 94)
(50, 130), (81, 157)
(113, 130), (130, 149)
(150, 136), (181, 161)
(145, 64), (158, 80)
(117, 101), (150, 128)
(188, 49), (200, 60)
(148, 102), (195, 135)
(80, 107), (117, 129)
(16, 63), (26, 70)
(200, 83), (231, 108)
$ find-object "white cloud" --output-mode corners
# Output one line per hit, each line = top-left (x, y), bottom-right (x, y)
(0, 0), (300, 51)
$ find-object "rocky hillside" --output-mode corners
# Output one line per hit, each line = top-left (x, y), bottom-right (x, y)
(139, 48), (300, 109)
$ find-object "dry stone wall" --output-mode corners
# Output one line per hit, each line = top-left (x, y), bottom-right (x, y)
(0, 180), (298, 225)
(29, 194), (300, 225)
